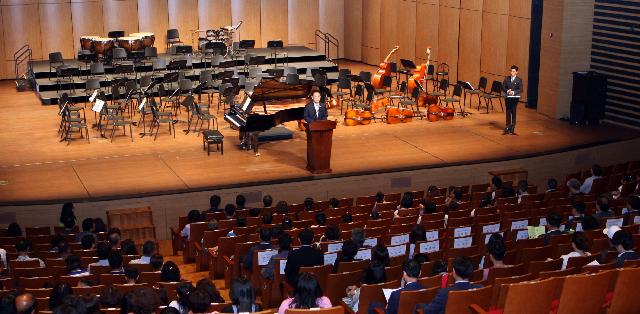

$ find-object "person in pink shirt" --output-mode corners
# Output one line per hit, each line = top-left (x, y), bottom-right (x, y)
(278, 273), (332, 314)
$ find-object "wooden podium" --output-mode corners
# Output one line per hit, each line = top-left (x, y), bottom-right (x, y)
(304, 120), (337, 174)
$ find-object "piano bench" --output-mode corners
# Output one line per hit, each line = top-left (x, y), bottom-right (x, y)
(202, 130), (224, 155)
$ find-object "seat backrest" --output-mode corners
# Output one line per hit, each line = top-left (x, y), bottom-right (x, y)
(49, 52), (63, 63)
(500, 277), (561, 312)
(539, 267), (578, 280)
(357, 280), (400, 314)
(299, 264), (332, 293)
(565, 254), (598, 272)
(99, 274), (127, 286)
(286, 73), (300, 85)
(285, 306), (345, 314)
(439, 79), (449, 91)
(526, 258), (562, 276)
(326, 270), (362, 304)
(19, 276), (54, 289)
(337, 259), (369, 273)
(478, 77), (488, 91)
(452, 84), (462, 97)
(398, 287), (439, 314)
(491, 80), (502, 94)
(609, 268), (640, 313)
(167, 29), (180, 39)
(490, 273), (536, 306)
(556, 271), (613, 314)
(445, 285), (492, 314)
(139, 271), (161, 284)
(486, 263), (526, 285)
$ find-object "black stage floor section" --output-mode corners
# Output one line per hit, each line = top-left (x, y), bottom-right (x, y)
(30, 46), (339, 105)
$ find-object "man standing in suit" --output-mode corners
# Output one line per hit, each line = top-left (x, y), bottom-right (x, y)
(502, 65), (523, 135)
(423, 256), (482, 314)
(304, 90), (328, 123)
(284, 228), (323, 286)
(386, 260), (424, 314)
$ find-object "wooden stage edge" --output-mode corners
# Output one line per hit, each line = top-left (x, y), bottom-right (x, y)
(1, 61), (639, 206)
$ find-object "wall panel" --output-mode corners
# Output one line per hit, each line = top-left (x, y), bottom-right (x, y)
(506, 16), (530, 102)
(437, 5), (459, 82)
(480, 12), (508, 76)
(361, 0), (381, 64)
(261, 0), (287, 47)
(319, 0), (344, 59)
(509, 0), (531, 18)
(288, 0), (318, 49)
(231, 0), (260, 43)
(483, 0), (508, 14)
(137, 0), (168, 52)
(537, 0), (563, 118)
(396, 0), (416, 63)
(458, 8), (482, 83)
(168, 0), (198, 44)
(416, 0), (439, 64)
(198, 0), (231, 31)
(103, 0), (139, 35)
(1, 0), (43, 60)
(343, 0), (362, 61)
(379, 0), (399, 64)
(39, 0), (74, 59)
(71, 0), (105, 54)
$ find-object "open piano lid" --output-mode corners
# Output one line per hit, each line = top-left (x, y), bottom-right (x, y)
(248, 77), (314, 113)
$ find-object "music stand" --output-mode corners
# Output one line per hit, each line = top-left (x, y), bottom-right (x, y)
(267, 40), (285, 70)
(239, 40), (255, 49)
(78, 53), (97, 78)
(114, 63), (135, 81)
(167, 59), (187, 72)
(399, 59), (417, 96)
(175, 45), (193, 55)
(458, 80), (475, 117)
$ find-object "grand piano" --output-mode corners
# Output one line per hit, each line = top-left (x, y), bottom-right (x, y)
(224, 78), (313, 154)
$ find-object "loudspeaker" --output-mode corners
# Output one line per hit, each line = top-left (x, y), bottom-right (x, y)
(570, 71), (606, 125)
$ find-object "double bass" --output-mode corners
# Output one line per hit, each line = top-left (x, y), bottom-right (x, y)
(409, 46), (432, 99)
(372, 46), (400, 89)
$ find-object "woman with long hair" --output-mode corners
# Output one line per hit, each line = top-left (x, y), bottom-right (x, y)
(278, 273), (331, 314)
(222, 277), (262, 313)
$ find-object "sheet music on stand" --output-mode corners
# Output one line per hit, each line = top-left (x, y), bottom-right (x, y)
(92, 99), (105, 113)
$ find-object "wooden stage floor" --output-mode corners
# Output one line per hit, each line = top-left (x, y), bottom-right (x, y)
(0, 61), (637, 204)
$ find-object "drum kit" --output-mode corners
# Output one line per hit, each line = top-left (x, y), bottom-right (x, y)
(80, 32), (156, 56)
(193, 21), (243, 56)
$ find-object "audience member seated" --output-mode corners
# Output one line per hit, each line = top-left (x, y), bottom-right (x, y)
(108, 252), (125, 274)
(249, 207), (261, 218)
(351, 228), (365, 249)
(605, 226), (640, 268)
(278, 272), (332, 314)
(566, 178), (583, 199)
(371, 243), (390, 267)
(60, 217), (77, 234)
(313, 212), (327, 227)
(150, 254), (164, 272)
(161, 261), (182, 282)
(59, 202), (77, 227)
(130, 241), (157, 264)
(263, 194), (274, 208)
(224, 204), (237, 219)
(57, 241), (71, 260)
(262, 213), (273, 225)
(303, 197), (315, 212)
(89, 243), (111, 271)
(410, 225), (426, 245)
(422, 256), (482, 314)
(15, 293), (36, 314)
(342, 213), (353, 223)
(594, 196), (615, 222)
(395, 192), (415, 217)
(108, 231), (121, 251)
(7, 222), (22, 237)
(329, 198), (340, 209)
(243, 228), (275, 270)
(487, 176), (503, 201)
(79, 234), (95, 251)
(276, 201), (289, 215)
(125, 267), (140, 284)
(188, 288), (212, 314)
(385, 260), (423, 314)
(546, 178), (558, 193)
(236, 194), (248, 210)
(181, 210), (201, 241)
(0, 291), (17, 313)
(169, 282), (193, 314)
(333, 240), (359, 273)
(516, 180), (529, 203)
(121, 238), (139, 255)
(94, 218), (107, 233)
(67, 255), (89, 277)
(49, 283), (73, 310)
(580, 164), (603, 194)
(611, 174), (633, 199)
(482, 233), (511, 281)
(203, 194), (222, 216)
(372, 192), (386, 211)
(622, 195), (640, 219)
(559, 232), (594, 270)
(76, 218), (96, 243)
(263, 234), (292, 280)
(195, 278), (225, 303)
(343, 261), (387, 312)
(124, 286), (162, 314)
(99, 285), (123, 309)
(540, 213), (564, 245)
(319, 225), (340, 243)
(222, 277), (262, 313)
(13, 239), (45, 267)
(412, 253), (429, 265)
(285, 228), (323, 286)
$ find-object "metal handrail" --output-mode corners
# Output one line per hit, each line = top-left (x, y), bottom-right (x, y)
(314, 30), (340, 66)
(13, 44), (32, 80)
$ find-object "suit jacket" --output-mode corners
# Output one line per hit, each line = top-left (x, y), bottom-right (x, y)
(616, 251), (640, 268)
(424, 281), (483, 314)
(285, 245), (324, 286)
(501, 76), (523, 98)
(387, 282), (424, 314)
(304, 101), (328, 123)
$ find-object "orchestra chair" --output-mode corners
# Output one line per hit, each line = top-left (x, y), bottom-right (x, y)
(441, 84), (463, 115)
(48, 52), (64, 80)
(286, 306), (344, 314)
(434, 63), (450, 89)
(428, 79), (448, 105)
(424, 64), (436, 92)
(374, 75), (393, 96)
(150, 98), (176, 140)
(167, 29), (183, 49)
(479, 81), (504, 113)
(335, 75), (352, 114)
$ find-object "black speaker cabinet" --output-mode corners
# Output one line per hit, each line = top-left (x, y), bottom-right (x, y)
(570, 71), (606, 125)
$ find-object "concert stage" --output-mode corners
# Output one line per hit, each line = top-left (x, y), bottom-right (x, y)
(1, 59), (638, 206)
(30, 46), (339, 105)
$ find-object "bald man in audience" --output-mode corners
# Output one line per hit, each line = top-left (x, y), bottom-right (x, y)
(15, 293), (36, 314)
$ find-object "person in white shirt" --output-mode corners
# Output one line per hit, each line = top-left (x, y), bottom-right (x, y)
(516, 180), (529, 204)
(559, 232), (593, 270)
(180, 210), (201, 241)
(580, 164), (604, 194)
(129, 241), (156, 264)
(13, 240), (45, 267)
(88, 243), (111, 272)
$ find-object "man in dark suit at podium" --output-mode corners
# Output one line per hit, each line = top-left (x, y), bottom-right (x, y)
(502, 65), (523, 135)
(304, 90), (328, 123)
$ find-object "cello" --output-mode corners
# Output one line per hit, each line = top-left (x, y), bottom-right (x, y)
(372, 46), (400, 89)
(408, 46), (431, 99)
